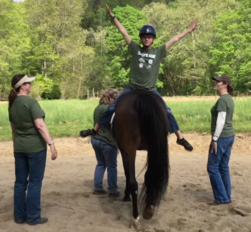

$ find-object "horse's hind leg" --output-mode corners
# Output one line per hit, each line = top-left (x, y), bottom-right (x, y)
(128, 153), (140, 230)
(142, 169), (156, 220)
(121, 152), (131, 202)
(121, 150), (140, 230)
(143, 204), (155, 220)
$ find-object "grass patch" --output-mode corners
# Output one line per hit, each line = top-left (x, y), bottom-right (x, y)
(1, 97), (251, 141)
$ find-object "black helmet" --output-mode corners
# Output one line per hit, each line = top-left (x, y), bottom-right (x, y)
(139, 25), (156, 38)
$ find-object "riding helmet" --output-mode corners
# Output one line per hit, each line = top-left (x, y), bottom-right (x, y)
(139, 25), (156, 38)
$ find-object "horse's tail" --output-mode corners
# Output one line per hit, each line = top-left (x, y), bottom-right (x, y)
(135, 92), (169, 217)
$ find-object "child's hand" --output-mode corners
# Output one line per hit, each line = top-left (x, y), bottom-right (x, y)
(189, 19), (196, 32)
(105, 4), (113, 18)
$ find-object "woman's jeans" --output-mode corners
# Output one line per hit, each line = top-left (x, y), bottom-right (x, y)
(207, 136), (235, 203)
(98, 86), (179, 133)
(91, 137), (118, 194)
(14, 150), (47, 224)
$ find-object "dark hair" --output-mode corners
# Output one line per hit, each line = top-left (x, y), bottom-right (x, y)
(107, 89), (118, 100)
(99, 89), (118, 105)
(227, 85), (234, 93)
(99, 91), (110, 104)
(8, 74), (25, 109)
(222, 81), (234, 93)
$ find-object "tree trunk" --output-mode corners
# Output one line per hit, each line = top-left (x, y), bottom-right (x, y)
(43, 60), (47, 77)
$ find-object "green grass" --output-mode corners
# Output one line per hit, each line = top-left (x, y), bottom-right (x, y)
(1, 98), (251, 141)
(166, 99), (251, 133)
(0, 99), (98, 141)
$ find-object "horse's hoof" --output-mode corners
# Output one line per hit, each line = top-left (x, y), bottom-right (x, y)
(143, 205), (154, 220)
(131, 222), (141, 231)
(123, 195), (131, 202)
(130, 216), (140, 230)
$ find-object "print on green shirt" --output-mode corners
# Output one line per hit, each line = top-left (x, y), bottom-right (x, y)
(128, 41), (166, 91)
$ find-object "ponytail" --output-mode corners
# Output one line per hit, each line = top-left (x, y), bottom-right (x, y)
(227, 85), (234, 93)
(8, 89), (18, 109)
(99, 91), (110, 104)
(8, 74), (25, 109)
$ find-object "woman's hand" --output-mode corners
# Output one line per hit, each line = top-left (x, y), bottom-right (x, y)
(50, 144), (58, 160)
(211, 140), (217, 154)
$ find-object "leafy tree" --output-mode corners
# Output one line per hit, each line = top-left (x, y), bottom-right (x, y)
(210, 0), (251, 93)
(81, 0), (176, 30)
(142, 0), (239, 95)
(29, 74), (53, 99)
(84, 28), (112, 92)
(59, 35), (95, 99)
(0, 0), (30, 99)
(22, 0), (94, 98)
(41, 84), (61, 99)
(1, 0), (250, 100)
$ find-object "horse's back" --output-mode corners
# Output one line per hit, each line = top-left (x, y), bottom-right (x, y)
(115, 89), (167, 123)
(116, 89), (162, 104)
(114, 89), (167, 150)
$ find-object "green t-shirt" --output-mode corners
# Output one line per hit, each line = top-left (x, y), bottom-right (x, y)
(93, 104), (117, 148)
(211, 94), (235, 138)
(9, 96), (47, 153)
(128, 41), (166, 91)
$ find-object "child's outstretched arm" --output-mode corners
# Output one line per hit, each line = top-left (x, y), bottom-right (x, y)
(106, 4), (131, 45)
(165, 19), (196, 50)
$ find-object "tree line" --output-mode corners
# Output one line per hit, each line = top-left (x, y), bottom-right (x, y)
(0, 0), (250, 100)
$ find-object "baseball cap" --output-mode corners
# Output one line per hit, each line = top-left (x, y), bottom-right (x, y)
(212, 75), (233, 92)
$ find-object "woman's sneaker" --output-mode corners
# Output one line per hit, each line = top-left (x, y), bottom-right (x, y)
(93, 189), (107, 195)
(177, 138), (193, 151)
(109, 192), (120, 197)
(28, 217), (48, 225)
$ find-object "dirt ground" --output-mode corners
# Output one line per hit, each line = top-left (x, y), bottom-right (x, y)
(1, 132), (251, 157)
(1, 133), (251, 232)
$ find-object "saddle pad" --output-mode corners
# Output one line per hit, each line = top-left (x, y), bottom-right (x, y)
(110, 113), (115, 125)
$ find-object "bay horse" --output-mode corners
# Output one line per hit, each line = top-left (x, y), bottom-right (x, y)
(113, 89), (169, 229)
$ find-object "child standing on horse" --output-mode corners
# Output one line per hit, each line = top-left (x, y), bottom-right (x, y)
(80, 4), (196, 151)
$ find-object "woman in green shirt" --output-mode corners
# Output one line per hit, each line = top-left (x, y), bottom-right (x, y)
(82, 89), (120, 197)
(8, 74), (57, 225)
(207, 75), (234, 205)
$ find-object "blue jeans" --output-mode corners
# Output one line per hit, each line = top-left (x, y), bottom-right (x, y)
(91, 137), (118, 194)
(207, 136), (235, 203)
(98, 86), (179, 133)
(14, 150), (47, 224)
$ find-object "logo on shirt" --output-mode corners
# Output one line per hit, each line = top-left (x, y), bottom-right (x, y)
(137, 51), (156, 69)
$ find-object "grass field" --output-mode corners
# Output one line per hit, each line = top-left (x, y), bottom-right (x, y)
(0, 96), (251, 141)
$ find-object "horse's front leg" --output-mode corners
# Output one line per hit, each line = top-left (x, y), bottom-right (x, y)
(123, 175), (131, 202)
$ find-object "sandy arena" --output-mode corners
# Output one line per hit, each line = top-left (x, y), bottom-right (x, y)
(1, 133), (251, 232)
